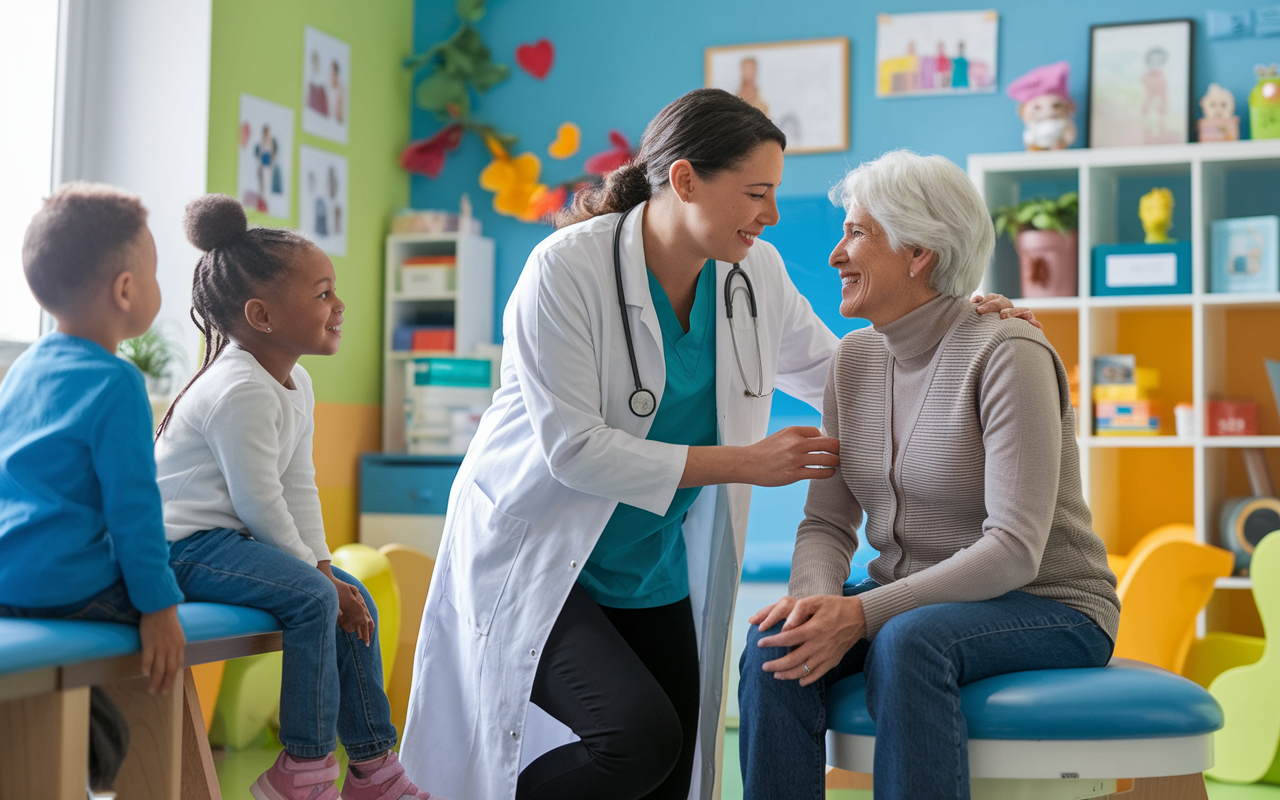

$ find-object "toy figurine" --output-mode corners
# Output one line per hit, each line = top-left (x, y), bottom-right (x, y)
(1139, 188), (1175, 244)
(1251, 64), (1280, 140)
(1198, 83), (1240, 142)
(1007, 61), (1077, 150)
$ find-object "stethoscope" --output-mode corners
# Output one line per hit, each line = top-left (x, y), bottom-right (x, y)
(612, 206), (772, 417)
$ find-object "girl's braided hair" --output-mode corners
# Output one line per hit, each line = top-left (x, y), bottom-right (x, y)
(155, 194), (309, 439)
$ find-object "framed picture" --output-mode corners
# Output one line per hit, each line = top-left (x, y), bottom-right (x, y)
(301, 26), (350, 145)
(704, 37), (849, 154)
(1211, 216), (1280, 293)
(874, 10), (999, 98)
(237, 94), (293, 220)
(299, 146), (349, 257)
(1088, 18), (1194, 147)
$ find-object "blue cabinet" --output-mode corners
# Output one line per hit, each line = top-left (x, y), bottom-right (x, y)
(358, 454), (463, 556)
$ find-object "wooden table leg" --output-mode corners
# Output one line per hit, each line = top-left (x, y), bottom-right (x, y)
(0, 686), (90, 800)
(103, 675), (183, 800)
(182, 668), (222, 800)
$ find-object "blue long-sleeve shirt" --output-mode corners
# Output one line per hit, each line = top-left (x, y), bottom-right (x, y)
(0, 332), (183, 612)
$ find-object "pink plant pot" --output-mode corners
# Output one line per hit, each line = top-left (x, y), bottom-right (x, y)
(1016, 229), (1078, 298)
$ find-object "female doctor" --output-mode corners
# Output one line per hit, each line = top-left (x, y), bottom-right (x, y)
(399, 89), (1030, 800)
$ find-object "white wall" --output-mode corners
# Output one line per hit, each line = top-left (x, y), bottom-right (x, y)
(56, 0), (212, 383)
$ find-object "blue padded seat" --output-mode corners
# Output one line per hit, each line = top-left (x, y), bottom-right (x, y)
(827, 661), (1223, 741)
(0, 602), (280, 676)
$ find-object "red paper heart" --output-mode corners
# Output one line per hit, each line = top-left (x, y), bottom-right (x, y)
(516, 39), (554, 80)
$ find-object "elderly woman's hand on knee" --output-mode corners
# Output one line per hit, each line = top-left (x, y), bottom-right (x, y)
(748, 594), (867, 686)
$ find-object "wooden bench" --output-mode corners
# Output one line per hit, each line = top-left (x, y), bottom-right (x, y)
(0, 603), (283, 800)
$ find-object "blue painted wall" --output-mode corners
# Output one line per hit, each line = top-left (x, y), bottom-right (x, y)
(412, 0), (1278, 332)
(410, 0), (1278, 574)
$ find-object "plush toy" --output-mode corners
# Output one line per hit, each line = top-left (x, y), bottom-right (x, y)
(1007, 61), (1077, 151)
(1139, 188), (1175, 245)
(1251, 64), (1280, 140)
(1198, 83), (1240, 142)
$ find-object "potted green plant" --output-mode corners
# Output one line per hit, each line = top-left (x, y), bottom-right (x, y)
(993, 191), (1079, 298)
(118, 326), (180, 397)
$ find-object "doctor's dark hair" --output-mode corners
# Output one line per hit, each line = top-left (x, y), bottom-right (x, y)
(155, 193), (310, 439)
(556, 88), (786, 227)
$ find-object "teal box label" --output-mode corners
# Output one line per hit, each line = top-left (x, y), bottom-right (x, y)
(1091, 242), (1192, 296)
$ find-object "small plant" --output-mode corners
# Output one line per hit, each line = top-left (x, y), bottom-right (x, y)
(118, 327), (179, 384)
(993, 191), (1079, 240)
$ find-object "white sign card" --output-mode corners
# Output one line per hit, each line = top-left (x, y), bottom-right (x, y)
(299, 145), (348, 257)
(301, 26), (350, 144)
(237, 94), (293, 220)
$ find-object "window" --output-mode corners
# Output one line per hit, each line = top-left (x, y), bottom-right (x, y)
(0, 0), (59, 344)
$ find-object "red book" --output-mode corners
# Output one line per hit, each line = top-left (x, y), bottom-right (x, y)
(411, 328), (455, 352)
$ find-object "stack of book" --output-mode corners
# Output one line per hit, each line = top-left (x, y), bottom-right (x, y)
(1093, 355), (1161, 436)
(404, 357), (494, 455)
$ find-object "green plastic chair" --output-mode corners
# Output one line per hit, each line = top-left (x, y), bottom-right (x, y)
(1207, 532), (1280, 783)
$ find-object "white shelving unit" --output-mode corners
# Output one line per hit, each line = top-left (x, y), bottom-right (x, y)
(382, 232), (495, 452)
(970, 140), (1280, 625)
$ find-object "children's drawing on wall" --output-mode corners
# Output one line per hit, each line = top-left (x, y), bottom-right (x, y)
(237, 94), (293, 219)
(301, 26), (350, 145)
(1088, 19), (1193, 147)
(875, 10), (998, 98)
(299, 145), (348, 256)
(705, 37), (849, 154)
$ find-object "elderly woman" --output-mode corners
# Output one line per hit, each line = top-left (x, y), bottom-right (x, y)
(737, 150), (1120, 800)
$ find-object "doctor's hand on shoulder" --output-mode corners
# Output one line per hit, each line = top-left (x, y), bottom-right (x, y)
(680, 426), (839, 489)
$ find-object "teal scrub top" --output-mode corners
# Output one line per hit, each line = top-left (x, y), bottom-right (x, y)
(578, 262), (719, 609)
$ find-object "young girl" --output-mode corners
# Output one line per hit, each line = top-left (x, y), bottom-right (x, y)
(155, 194), (441, 800)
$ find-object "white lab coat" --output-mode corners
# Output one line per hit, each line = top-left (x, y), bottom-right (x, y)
(399, 203), (837, 800)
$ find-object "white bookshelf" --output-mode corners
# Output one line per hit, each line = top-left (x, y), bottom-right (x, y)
(970, 140), (1280, 635)
(382, 232), (495, 452)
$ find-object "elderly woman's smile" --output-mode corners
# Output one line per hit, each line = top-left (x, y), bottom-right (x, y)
(830, 207), (936, 325)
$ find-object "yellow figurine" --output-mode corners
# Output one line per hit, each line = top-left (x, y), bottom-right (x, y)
(1139, 187), (1175, 244)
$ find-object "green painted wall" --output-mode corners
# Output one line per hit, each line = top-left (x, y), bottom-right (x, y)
(207, 0), (413, 406)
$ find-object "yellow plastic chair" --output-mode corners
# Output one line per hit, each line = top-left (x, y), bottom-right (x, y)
(1208, 533), (1280, 784)
(379, 544), (436, 734)
(1184, 632), (1266, 689)
(1112, 535), (1233, 674)
(1107, 523), (1195, 584)
(332, 543), (402, 686)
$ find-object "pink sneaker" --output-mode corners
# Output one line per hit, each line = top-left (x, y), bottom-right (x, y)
(250, 750), (341, 800)
(340, 751), (445, 800)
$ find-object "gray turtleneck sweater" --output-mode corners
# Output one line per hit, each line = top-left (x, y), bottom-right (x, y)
(789, 294), (1120, 641)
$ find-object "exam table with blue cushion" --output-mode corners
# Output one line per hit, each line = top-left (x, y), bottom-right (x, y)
(0, 602), (283, 800)
(825, 658), (1224, 800)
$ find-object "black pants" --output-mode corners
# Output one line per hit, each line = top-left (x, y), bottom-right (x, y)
(516, 583), (700, 800)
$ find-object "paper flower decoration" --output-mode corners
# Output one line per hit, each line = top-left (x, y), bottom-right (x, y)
(525, 185), (568, 222)
(585, 130), (634, 176)
(400, 124), (465, 178)
(548, 123), (580, 160)
(480, 136), (545, 219)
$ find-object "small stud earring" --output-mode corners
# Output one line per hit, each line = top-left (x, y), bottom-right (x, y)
(909, 271), (915, 278)
(266, 327), (272, 332)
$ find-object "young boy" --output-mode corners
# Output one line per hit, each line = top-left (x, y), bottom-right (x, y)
(0, 183), (186, 703)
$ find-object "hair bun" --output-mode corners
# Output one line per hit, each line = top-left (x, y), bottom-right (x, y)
(184, 194), (247, 251)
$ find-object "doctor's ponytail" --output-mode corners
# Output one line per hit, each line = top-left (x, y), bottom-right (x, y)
(556, 88), (785, 228)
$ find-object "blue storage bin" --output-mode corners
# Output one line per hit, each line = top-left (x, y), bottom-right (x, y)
(359, 454), (463, 516)
(1091, 242), (1192, 296)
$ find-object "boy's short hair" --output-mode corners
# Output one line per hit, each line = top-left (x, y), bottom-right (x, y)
(22, 182), (149, 313)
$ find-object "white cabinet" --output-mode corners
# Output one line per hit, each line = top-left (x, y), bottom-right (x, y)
(382, 232), (495, 452)
(969, 139), (1280, 621)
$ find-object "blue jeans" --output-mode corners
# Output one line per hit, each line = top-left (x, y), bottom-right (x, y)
(169, 528), (397, 761)
(738, 580), (1114, 800)
(0, 577), (141, 624)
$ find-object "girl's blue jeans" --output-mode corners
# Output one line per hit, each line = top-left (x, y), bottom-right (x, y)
(738, 580), (1114, 800)
(169, 528), (398, 761)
